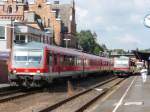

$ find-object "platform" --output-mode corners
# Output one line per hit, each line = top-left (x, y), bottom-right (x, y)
(87, 75), (150, 112)
(0, 84), (10, 89)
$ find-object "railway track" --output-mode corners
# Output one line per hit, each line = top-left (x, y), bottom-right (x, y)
(0, 88), (22, 97)
(0, 88), (41, 103)
(37, 77), (125, 112)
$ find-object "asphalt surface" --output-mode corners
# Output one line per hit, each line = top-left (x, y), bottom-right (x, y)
(86, 75), (150, 112)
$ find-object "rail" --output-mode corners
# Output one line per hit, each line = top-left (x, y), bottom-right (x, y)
(38, 77), (125, 112)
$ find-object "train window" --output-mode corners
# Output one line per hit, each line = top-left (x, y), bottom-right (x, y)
(77, 58), (82, 66)
(84, 59), (89, 66)
(74, 57), (77, 66)
(70, 56), (75, 66)
(28, 50), (42, 63)
(0, 26), (5, 40)
(14, 56), (28, 62)
(49, 53), (52, 65)
(54, 54), (57, 65)
(46, 51), (52, 65)
(60, 55), (64, 65)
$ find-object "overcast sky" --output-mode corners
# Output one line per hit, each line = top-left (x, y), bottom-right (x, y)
(53, 0), (150, 50)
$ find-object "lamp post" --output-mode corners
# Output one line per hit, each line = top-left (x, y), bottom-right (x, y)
(63, 38), (71, 48)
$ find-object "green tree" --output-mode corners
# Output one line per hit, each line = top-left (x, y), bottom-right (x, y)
(77, 30), (104, 55)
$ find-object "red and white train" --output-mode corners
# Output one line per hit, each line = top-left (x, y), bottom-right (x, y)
(113, 56), (135, 77)
(8, 42), (113, 87)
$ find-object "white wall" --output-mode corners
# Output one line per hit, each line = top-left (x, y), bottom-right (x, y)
(0, 40), (7, 51)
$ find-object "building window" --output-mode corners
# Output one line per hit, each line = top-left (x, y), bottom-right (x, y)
(15, 34), (26, 43)
(7, 5), (12, 13)
(0, 26), (5, 40)
(0, 6), (4, 12)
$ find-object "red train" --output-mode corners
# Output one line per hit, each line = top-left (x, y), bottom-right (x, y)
(8, 42), (113, 87)
(113, 56), (135, 77)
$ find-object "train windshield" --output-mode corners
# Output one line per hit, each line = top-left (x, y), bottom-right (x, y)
(114, 59), (129, 68)
(14, 50), (42, 63)
(13, 50), (43, 68)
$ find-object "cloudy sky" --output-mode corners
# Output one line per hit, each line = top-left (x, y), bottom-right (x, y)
(55, 0), (150, 50)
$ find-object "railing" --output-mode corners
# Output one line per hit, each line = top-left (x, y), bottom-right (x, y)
(0, 15), (24, 21)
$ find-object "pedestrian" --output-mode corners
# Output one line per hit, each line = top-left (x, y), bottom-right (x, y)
(140, 66), (148, 83)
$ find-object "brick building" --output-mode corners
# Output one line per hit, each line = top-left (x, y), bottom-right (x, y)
(0, 0), (77, 48)
(25, 0), (77, 48)
(0, 0), (77, 83)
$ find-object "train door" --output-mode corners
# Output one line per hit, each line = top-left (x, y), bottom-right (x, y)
(59, 54), (64, 73)
(49, 51), (53, 73)
(53, 53), (58, 73)
(99, 60), (101, 71)
(46, 50), (53, 73)
(57, 53), (61, 75)
(82, 58), (85, 75)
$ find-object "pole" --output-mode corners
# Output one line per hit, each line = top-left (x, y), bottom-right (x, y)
(13, 21), (15, 48)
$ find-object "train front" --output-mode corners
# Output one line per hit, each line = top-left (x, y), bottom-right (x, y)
(113, 56), (130, 77)
(9, 43), (45, 87)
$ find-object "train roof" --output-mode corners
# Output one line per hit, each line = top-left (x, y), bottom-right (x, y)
(13, 42), (111, 61)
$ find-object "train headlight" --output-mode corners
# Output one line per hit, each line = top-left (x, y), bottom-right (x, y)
(13, 70), (17, 73)
(37, 70), (40, 73)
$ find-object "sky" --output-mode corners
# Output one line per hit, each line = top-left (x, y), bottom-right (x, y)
(53, 0), (150, 50)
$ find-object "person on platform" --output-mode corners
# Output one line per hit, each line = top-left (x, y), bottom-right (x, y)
(140, 66), (148, 83)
